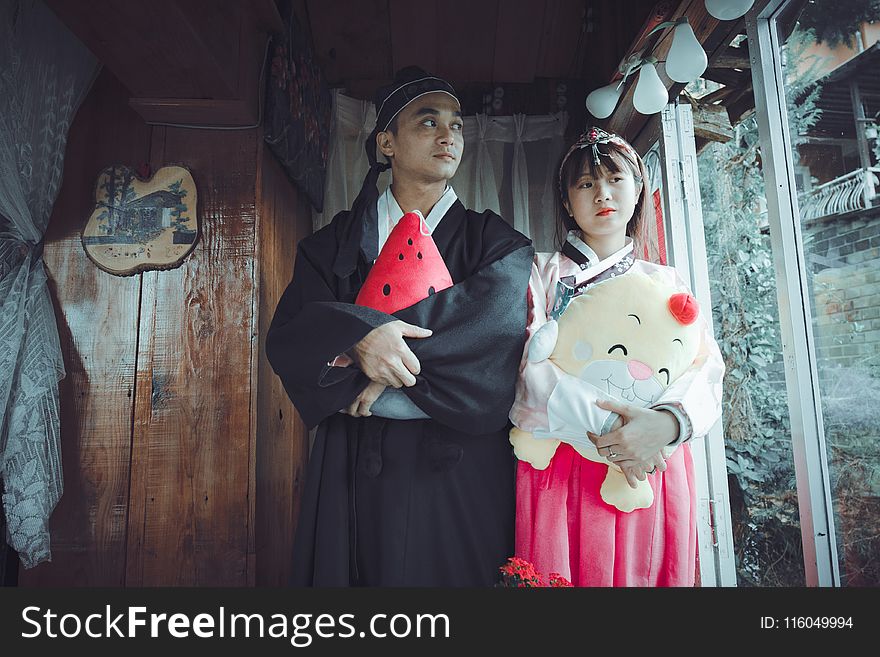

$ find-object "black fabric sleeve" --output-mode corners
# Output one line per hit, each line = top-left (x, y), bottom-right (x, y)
(266, 237), (396, 428)
(394, 223), (533, 435)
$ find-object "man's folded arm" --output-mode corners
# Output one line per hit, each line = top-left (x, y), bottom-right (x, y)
(266, 240), (396, 428)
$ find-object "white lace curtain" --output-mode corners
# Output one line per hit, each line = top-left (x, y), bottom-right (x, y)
(0, 0), (98, 568)
(315, 89), (569, 253)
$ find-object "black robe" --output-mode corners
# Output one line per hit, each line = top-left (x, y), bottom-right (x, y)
(266, 199), (533, 586)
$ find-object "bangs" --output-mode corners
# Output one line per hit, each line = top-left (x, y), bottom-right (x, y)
(561, 143), (640, 191)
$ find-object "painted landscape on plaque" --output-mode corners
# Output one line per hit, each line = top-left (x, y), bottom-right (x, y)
(82, 165), (198, 275)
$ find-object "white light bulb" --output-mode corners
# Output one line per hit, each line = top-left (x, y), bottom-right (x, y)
(585, 82), (623, 119)
(666, 21), (707, 83)
(633, 62), (669, 115)
(705, 0), (754, 21)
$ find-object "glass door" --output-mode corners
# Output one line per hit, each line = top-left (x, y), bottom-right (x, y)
(752, 0), (880, 586)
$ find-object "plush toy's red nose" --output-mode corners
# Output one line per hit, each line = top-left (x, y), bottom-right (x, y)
(668, 292), (699, 325)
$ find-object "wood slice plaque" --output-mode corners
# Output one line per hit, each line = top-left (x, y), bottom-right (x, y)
(82, 165), (199, 276)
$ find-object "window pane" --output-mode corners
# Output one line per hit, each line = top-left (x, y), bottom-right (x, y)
(697, 129), (806, 586)
(778, 0), (880, 587)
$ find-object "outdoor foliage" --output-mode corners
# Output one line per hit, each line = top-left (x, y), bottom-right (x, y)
(798, 0), (880, 48)
(821, 360), (880, 585)
(698, 28), (824, 586)
(700, 131), (805, 586)
(700, 23), (880, 586)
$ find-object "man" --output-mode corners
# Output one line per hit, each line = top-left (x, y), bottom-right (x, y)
(266, 67), (533, 586)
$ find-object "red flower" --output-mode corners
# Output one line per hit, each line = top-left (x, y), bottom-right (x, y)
(496, 557), (576, 587)
(548, 572), (573, 587)
(497, 557), (551, 587)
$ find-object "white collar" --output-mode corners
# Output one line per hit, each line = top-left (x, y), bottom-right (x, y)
(565, 231), (634, 286)
(376, 186), (457, 256)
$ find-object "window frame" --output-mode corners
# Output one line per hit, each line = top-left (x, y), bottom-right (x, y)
(746, 0), (841, 586)
(652, 104), (738, 587)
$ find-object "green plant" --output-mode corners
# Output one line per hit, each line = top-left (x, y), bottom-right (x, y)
(700, 25), (880, 586)
(698, 27), (827, 586)
(797, 0), (880, 49)
(700, 129), (803, 585)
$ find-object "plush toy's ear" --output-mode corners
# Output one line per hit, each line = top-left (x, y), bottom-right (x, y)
(668, 292), (699, 325)
(528, 320), (559, 362)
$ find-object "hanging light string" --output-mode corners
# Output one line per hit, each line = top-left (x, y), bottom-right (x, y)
(585, 1), (755, 119)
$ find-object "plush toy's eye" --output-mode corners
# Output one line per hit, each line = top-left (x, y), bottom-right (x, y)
(659, 368), (670, 385)
(608, 344), (628, 356)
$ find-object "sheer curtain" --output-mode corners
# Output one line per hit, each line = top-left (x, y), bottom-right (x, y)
(315, 89), (568, 253)
(0, 0), (98, 568)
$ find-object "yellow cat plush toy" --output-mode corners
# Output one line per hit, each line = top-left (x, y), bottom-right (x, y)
(510, 271), (702, 512)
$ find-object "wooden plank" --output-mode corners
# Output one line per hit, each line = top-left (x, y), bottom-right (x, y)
(705, 19), (747, 67)
(389, 0), (439, 77)
(18, 69), (149, 587)
(168, 0), (242, 96)
(714, 48), (751, 69)
(238, 0), (270, 121)
(697, 85), (736, 104)
(48, 0), (272, 126)
(126, 126), (257, 586)
(128, 98), (258, 128)
(607, 1), (678, 83)
(252, 0), (284, 33)
(128, 2), (266, 127)
(691, 101), (735, 142)
(727, 89), (756, 125)
(702, 67), (747, 87)
(607, 0), (732, 144)
(536, 0), (586, 78)
(579, 0), (666, 94)
(308, 0), (391, 85)
(493, 0), (545, 83)
(45, 0), (238, 99)
(125, 268), (156, 587)
(438, 0), (499, 82)
(253, 141), (312, 586)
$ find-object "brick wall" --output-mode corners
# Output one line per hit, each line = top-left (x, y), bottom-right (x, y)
(807, 207), (880, 370)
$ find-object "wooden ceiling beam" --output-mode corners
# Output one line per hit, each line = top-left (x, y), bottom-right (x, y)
(698, 85), (736, 104)
(606, 0), (729, 142)
(536, 0), (589, 78)
(492, 0), (545, 83)
(46, 0), (279, 126)
(727, 89), (756, 125)
(436, 0), (499, 82)
(691, 101), (735, 142)
(713, 48), (751, 69)
(310, 0), (391, 86)
(702, 67), (747, 86)
(389, 0), (438, 80)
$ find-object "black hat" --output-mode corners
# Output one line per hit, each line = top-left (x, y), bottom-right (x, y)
(373, 66), (459, 134)
(333, 67), (459, 277)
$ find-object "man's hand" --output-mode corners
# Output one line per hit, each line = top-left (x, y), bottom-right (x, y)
(587, 398), (679, 465)
(342, 381), (386, 417)
(352, 320), (432, 388)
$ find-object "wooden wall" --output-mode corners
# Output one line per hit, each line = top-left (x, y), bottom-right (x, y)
(254, 144), (311, 587)
(17, 67), (308, 586)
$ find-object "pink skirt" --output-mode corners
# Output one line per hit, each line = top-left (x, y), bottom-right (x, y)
(515, 442), (697, 587)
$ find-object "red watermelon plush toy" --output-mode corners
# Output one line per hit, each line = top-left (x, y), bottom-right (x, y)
(356, 211), (453, 314)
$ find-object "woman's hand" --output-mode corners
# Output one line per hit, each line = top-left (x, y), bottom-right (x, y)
(587, 398), (679, 465)
(619, 452), (668, 488)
